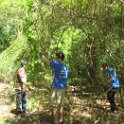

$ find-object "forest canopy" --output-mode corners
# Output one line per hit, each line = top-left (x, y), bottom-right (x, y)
(0, 0), (123, 86)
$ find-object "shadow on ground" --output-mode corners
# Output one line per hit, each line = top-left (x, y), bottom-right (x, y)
(6, 109), (53, 124)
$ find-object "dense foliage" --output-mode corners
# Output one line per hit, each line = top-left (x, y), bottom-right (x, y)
(0, 0), (123, 87)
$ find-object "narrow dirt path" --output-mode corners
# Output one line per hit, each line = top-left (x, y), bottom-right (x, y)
(0, 83), (15, 124)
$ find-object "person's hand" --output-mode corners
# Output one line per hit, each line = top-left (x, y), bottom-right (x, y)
(42, 55), (45, 59)
(107, 77), (114, 85)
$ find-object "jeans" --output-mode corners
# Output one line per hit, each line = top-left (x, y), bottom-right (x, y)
(16, 90), (27, 113)
(107, 87), (118, 111)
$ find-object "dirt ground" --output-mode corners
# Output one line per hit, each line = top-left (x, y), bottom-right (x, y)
(0, 83), (124, 124)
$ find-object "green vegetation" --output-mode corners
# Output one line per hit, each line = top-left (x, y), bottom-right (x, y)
(0, 0), (123, 85)
(0, 0), (124, 123)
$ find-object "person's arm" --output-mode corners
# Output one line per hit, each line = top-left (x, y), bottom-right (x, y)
(42, 55), (50, 65)
(107, 69), (115, 85)
(107, 76), (114, 85)
(15, 70), (19, 86)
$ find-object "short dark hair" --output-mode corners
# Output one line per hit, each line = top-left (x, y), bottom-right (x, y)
(102, 63), (109, 68)
(21, 60), (27, 67)
(56, 52), (65, 61)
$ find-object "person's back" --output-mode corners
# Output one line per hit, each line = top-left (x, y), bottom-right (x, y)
(41, 52), (68, 124)
(108, 68), (120, 88)
(50, 60), (68, 89)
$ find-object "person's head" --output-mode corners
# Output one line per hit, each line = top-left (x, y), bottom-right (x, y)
(21, 60), (27, 67)
(102, 63), (109, 72)
(56, 52), (65, 62)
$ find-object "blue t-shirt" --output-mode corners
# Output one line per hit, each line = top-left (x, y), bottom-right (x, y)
(50, 60), (68, 89)
(108, 68), (120, 88)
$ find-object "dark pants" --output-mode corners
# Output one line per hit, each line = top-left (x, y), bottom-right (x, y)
(16, 90), (27, 113)
(107, 88), (118, 112)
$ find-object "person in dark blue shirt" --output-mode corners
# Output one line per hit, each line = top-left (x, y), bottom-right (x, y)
(102, 64), (120, 113)
(42, 52), (68, 124)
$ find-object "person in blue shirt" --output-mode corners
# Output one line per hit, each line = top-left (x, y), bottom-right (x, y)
(102, 64), (120, 113)
(42, 52), (68, 124)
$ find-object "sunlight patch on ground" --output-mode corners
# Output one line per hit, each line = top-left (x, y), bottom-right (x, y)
(72, 96), (89, 105)
(0, 83), (11, 92)
(70, 96), (92, 120)
(0, 83), (15, 121)
(96, 99), (110, 108)
(72, 108), (92, 118)
(0, 114), (4, 124)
